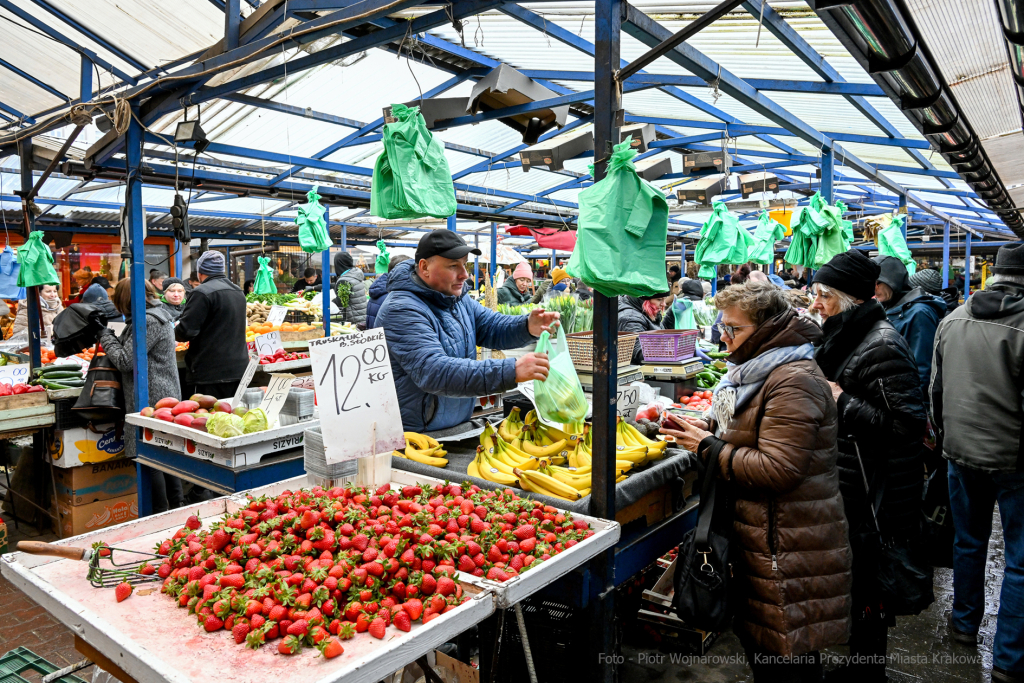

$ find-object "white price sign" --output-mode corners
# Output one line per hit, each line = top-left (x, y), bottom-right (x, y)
(0, 364), (31, 386)
(259, 373), (295, 428)
(266, 306), (288, 326)
(617, 384), (641, 421)
(309, 328), (405, 464)
(231, 357), (260, 409)
(252, 331), (284, 357)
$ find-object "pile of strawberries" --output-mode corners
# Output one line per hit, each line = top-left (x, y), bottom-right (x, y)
(125, 481), (593, 660)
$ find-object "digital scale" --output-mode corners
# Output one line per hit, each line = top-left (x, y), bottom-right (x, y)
(640, 358), (705, 380)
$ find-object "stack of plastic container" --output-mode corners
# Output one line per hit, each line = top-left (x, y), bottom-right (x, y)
(280, 388), (315, 426)
(303, 425), (356, 487)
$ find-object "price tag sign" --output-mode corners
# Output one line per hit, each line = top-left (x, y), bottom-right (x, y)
(266, 306), (288, 326)
(0, 364), (31, 386)
(259, 373), (294, 428)
(309, 328), (405, 464)
(232, 357), (260, 409)
(251, 331), (283, 357)
(617, 384), (641, 421)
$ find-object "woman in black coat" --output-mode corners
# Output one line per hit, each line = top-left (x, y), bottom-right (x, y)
(809, 250), (927, 683)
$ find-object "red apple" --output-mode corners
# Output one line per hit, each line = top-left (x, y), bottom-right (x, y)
(172, 400), (199, 416)
(154, 408), (174, 422)
(174, 414), (194, 428)
(140, 407), (155, 418)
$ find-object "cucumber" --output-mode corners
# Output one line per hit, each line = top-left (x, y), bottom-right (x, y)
(33, 364), (83, 375)
(37, 371), (83, 380)
(53, 379), (85, 387)
(39, 380), (71, 390)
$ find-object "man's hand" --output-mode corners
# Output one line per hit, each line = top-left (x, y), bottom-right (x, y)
(528, 308), (560, 337)
(515, 352), (550, 382)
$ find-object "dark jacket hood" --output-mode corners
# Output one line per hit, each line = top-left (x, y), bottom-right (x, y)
(334, 251), (354, 276)
(888, 286), (947, 317)
(387, 259), (461, 310)
(728, 308), (822, 365)
(966, 281), (1024, 320)
(681, 279), (704, 300)
(875, 256), (910, 307)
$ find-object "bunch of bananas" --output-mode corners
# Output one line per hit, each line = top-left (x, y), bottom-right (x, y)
(392, 432), (448, 467)
(467, 408), (670, 503)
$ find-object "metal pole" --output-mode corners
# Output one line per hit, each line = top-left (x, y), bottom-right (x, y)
(551, 248), (557, 273)
(127, 105), (152, 518)
(711, 265), (718, 294)
(447, 215), (457, 232)
(474, 234), (480, 290)
(225, 246), (231, 284)
(489, 222), (497, 283)
(323, 206), (332, 336)
(174, 239), (183, 278)
(899, 194), (908, 240)
(821, 148), (834, 204)
(80, 55), (92, 102)
(16, 137), (42, 369)
(964, 231), (972, 300)
(591, 0), (621, 680)
(224, 0), (241, 51)
(942, 222), (950, 288)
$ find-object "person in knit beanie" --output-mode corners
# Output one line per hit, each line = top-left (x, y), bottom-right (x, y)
(498, 261), (534, 305)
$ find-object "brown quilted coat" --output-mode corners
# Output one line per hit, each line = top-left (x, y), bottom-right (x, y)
(714, 309), (852, 656)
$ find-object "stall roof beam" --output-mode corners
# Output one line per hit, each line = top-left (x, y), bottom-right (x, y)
(636, 119), (931, 149)
(27, 0), (149, 73)
(0, 57), (69, 101)
(0, 101), (31, 124)
(0, 0), (137, 85)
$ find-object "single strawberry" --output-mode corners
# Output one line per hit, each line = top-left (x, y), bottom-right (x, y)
(114, 581), (132, 603)
(519, 537), (536, 554)
(204, 615), (225, 631)
(287, 619), (309, 636)
(458, 555), (476, 573)
(338, 622), (357, 640)
(278, 635), (303, 655)
(436, 577), (456, 597)
(393, 610), (412, 632)
(403, 599), (423, 621)
(185, 514), (201, 530)
(513, 525), (536, 541)
(318, 637), (344, 659)
(368, 617), (386, 639)
(487, 545), (503, 563)
(232, 621), (250, 644)
(419, 574), (436, 595)
(486, 567), (509, 582)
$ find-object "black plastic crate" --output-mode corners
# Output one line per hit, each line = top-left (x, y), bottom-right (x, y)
(478, 597), (588, 683)
(285, 310), (315, 324)
(53, 399), (86, 430)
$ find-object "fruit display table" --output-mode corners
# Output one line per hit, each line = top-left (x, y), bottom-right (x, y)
(1, 472), (619, 683)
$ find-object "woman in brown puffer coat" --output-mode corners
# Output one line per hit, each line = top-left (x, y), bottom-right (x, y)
(662, 281), (852, 683)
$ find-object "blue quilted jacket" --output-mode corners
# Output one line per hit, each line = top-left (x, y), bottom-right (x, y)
(377, 260), (534, 432)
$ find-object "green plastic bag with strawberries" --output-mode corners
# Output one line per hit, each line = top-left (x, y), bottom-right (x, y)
(253, 256), (277, 296)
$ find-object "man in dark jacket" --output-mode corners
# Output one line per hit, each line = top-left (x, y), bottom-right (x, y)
(175, 250), (249, 399)
(874, 256), (946, 407)
(931, 244), (1024, 682)
(366, 255), (409, 329)
(377, 230), (558, 432)
(291, 267), (322, 293)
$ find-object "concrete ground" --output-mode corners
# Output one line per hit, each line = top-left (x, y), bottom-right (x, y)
(621, 514), (1004, 683)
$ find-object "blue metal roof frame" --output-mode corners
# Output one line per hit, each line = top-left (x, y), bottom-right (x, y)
(0, 0), (1016, 247)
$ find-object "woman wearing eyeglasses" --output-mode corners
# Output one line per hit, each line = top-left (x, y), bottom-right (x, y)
(808, 249), (927, 683)
(661, 280), (852, 683)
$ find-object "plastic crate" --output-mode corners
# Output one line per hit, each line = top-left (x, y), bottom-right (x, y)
(478, 597), (587, 683)
(638, 329), (700, 362)
(53, 399), (85, 430)
(285, 310), (316, 324)
(564, 332), (637, 370)
(0, 648), (88, 683)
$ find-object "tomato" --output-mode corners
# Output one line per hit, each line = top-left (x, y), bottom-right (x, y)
(703, 391), (713, 400)
(680, 396), (691, 404)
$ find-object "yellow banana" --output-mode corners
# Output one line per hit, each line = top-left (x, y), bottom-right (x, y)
(516, 468), (582, 500)
(523, 409), (537, 425)
(514, 468), (577, 501)
(477, 448), (520, 486)
(497, 416), (521, 442)
(480, 423), (499, 456)
(403, 447), (449, 467)
(494, 442), (542, 471)
(519, 437), (569, 458)
(619, 419), (668, 451)
(467, 454), (483, 479)
(544, 466), (592, 491)
(579, 487), (591, 497)
(404, 432), (440, 450)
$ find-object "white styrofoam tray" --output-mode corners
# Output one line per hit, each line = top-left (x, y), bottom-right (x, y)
(2, 491), (495, 683)
(125, 414), (314, 468)
(254, 358), (311, 373)
(236, 473), (621, 609)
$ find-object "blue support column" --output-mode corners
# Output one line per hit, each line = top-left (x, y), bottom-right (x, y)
(711, 266), (718, 294)
(474, 234), (480, 290)
(821, 148), (834, 204)
(17, 138), (41, 368)
(447, 215), (457, 232)
(899, 194), (908, 239)
(942, 222), (951, 288)
(964, 231), (972, 300)
(489, 222), (497, 283)
(80, 55), (92, 102)
(224, 0), (241, 50)
(225, 246), (232, 283)
(323, 206), (332, 336)
(127, 105), (152, 517)
(174, 240), (183, 278)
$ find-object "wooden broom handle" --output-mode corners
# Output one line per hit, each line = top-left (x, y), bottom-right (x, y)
(17, 541), (88, 561)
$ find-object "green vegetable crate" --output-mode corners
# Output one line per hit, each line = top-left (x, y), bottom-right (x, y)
(125, 413), (315, 468)
(0, 648), (87, 683)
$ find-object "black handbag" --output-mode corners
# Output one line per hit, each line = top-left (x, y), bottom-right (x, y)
(852, 441), (935, 617)
(673, 438), (732, 632)
(73, 352), (126, 423)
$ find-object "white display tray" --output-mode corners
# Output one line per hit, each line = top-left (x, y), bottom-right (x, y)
(126, 413), (314, 468)
(254, 358), (311, 373)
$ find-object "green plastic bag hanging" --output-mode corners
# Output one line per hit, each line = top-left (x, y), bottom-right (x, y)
(370, 104), (456, 219)
(16, 231), (58, 288)
(693, 202), (753, 278)
(668, 298), (697, 330)
(748, 212), (786, 265)
(565, 136), (670, 298)
(253, 256), (277, 295)
(532, 325), (588, 426)
(878, 215), (916, 275)
(295, 185), (331, 253)
(374, 240), (390, 275)
(785, 192), (836, 268)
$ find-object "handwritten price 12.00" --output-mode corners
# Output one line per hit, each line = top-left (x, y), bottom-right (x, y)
(317, 343), (390, 415)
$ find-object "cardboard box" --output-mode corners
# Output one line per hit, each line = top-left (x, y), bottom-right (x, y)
(49, 425), (126, 468)
(620, 122), (655, 153)
(520, 128), (593, 172)
(739, 171), (780, 198)
(52, 458), (137, 507)
(469, 64), (568, 143)
(384, 98), (470, 129)
(676, 174), (727, 205)
(56, 494), (138, 538)
(682, 150), (730, 175)
(635, 156), (672, 182)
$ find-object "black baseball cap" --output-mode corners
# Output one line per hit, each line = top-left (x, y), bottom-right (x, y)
(416, 229), (482, 262)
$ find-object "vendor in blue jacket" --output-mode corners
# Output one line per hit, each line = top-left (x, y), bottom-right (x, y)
(377, 229), (559, 432)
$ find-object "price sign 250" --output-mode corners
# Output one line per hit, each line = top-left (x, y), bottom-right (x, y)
(317, 343), (390, 415)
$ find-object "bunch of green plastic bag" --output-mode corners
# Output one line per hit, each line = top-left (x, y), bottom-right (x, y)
(16, 231), (59, 288)
(693, 202), (753, 278)
(533, 325), (588, 426)
(371, 104), (456, 219)
(253, 256), (277, 295)
(784, 192), (850, 268)
(565, 136), (670, 297)
(878, 215), (916, 275)
(374, 240), (390, 275)
(748, 212), (786, 265)
(295, 185), (331, 253)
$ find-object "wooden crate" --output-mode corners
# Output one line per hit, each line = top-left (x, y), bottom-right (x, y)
(0, 394), (54, 437)
(0, 392), (48, 411)
(280, 329), (324, 342)
(616, 484), (672, 527)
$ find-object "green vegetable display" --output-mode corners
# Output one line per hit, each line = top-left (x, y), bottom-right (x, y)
(336, 282), (352, 309)
(246, 293), (297, 306)
(496, 296), (594, 334)
(242, 408), (269, 434)
(206, 413), (245, 438)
